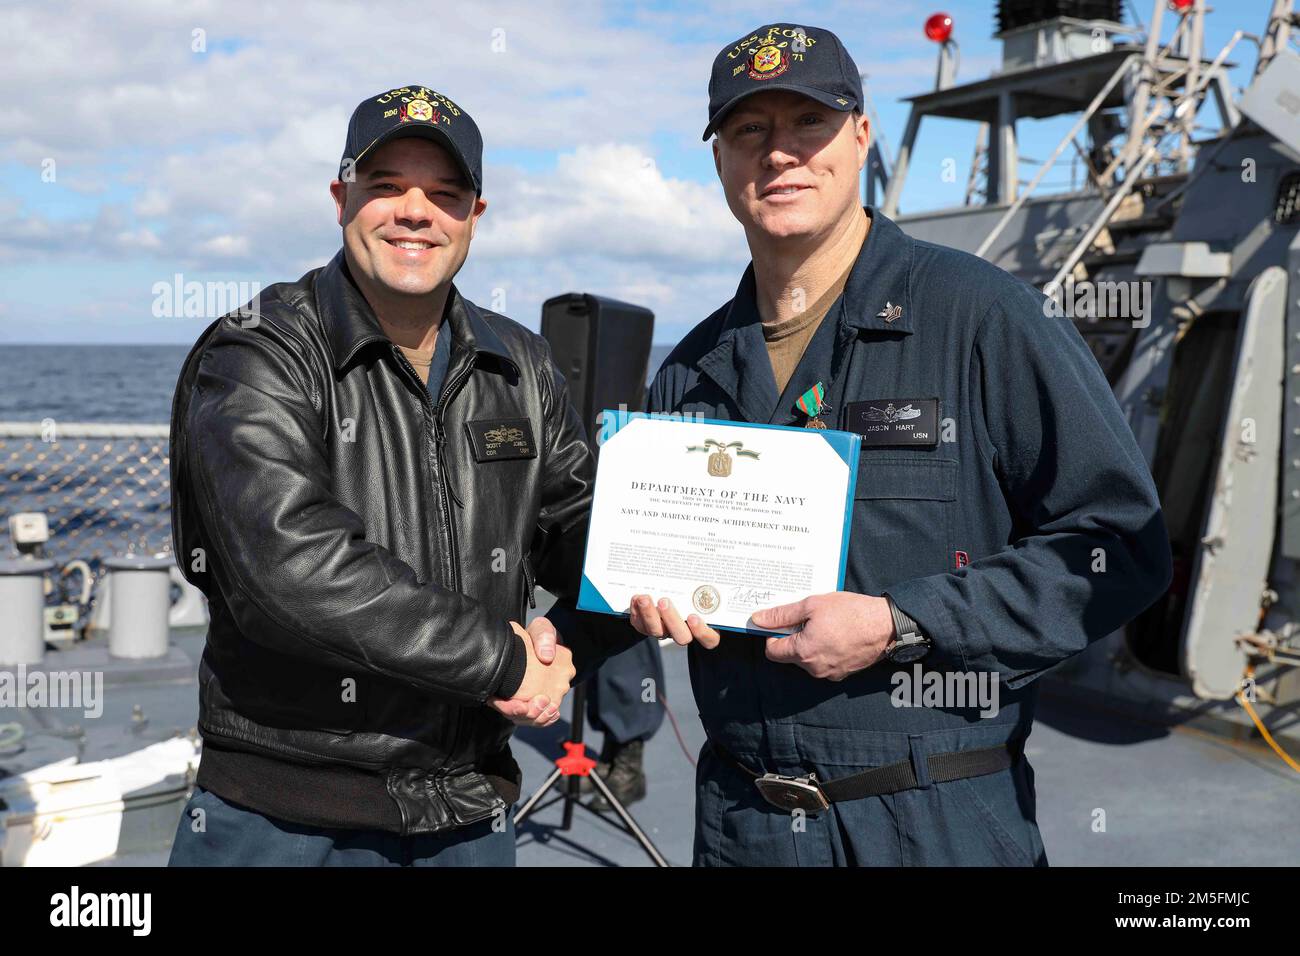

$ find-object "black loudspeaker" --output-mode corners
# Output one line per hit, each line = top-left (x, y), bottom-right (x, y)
(540, 293), (655, 453)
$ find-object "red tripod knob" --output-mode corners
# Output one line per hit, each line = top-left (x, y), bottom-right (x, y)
(555, 740), (598, 776)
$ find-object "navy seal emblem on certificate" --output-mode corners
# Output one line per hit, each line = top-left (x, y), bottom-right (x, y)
(577, 410), (860, 635)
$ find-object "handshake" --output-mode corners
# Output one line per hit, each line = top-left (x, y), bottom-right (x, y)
(484, 591), (731, 729)
(487, 618), (575, 729)
(486, 593), (723, 730)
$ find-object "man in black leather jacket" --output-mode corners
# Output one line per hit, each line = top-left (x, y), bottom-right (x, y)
(166, 85), (614, 865)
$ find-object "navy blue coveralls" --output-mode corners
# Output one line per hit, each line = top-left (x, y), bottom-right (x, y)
(645, 209), (1172, 866)
(585, 637), (665, 745)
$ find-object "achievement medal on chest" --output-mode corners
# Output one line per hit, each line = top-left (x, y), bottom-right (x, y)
(796, 381), (830, 429)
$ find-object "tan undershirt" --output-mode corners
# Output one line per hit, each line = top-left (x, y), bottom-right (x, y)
(763, 263), (854, 398)
(398, 344), (434, 385)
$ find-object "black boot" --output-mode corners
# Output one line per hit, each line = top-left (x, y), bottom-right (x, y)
(588, 738), (646, 812)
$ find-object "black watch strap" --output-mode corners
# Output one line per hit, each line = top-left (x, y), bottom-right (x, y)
(886, 595), (920, 640)
(883, 594), (931, 662)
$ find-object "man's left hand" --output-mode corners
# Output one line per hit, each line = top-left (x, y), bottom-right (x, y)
(752, 592), (894, 681)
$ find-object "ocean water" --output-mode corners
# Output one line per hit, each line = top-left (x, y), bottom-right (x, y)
(0, 345), (194, 425)
(0, 343), (676, 425)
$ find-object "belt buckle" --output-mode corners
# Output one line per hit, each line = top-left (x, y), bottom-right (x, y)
(753, 772), (830, 813)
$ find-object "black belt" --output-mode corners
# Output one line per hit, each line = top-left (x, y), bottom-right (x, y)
(710, 739), (1018, 814)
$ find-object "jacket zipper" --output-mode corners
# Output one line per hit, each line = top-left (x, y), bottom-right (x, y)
(522, 554), (536, 612)
(391, 344), (470, 777)
(432, 356), (481, 770)
(433, 360), (476, 592)
(391, 345), (453, 584)
(395, 345), (499, 778)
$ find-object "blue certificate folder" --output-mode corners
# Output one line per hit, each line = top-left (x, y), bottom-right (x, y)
(576, 408), (861, 635)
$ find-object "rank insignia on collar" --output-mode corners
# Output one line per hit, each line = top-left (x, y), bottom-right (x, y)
(877, 301), (902, 323)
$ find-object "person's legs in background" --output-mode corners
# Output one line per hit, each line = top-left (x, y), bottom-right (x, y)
(583, 635), (665, 811)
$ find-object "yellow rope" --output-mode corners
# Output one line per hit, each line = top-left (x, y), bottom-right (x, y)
(1236, 691), (1300, 773)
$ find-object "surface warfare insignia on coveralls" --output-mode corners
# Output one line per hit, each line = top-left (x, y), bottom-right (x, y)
(865, 402), (921, 423)
(876, 301), (903, 323)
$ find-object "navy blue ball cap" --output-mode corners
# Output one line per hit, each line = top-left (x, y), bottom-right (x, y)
(703, 24), (863, 141)
(339, 85), (483, 195)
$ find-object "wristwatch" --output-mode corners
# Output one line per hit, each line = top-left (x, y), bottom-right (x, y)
(883, 594), (932, 663)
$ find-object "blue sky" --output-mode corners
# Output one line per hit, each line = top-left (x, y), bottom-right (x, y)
(0, 0), (1267, 345)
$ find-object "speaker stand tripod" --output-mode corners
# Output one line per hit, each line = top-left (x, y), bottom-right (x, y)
(513, 681), (669, 867)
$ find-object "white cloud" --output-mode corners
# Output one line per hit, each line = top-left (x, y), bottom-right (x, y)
(476, 143), (739, 265)
(133, 189), (171, 218)
(0, 203), (151, 260)
(0, 1), (714, 164)
(196, 234), (250, 258)
(117, 228), (162, 252)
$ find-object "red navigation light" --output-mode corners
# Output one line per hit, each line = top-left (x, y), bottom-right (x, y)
(924, 13), (954, 43)
(1168, 0), (1194, 11)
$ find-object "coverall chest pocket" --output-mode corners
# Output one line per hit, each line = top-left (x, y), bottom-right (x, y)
(847, 456), (956, 592)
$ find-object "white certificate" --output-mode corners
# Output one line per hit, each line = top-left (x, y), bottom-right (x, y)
(578, 411), (861, 634)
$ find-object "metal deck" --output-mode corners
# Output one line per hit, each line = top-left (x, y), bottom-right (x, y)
(4, 618), (1295, 867)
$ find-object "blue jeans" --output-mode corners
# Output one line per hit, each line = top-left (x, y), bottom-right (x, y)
(168, 786), (516, 867)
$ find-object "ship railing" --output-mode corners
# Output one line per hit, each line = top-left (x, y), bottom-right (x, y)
(0, 422), (173, 576)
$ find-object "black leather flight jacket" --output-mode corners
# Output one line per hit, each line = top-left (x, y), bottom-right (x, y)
(170, 251), (601, 835)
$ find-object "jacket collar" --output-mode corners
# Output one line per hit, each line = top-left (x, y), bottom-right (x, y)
(696, 264), (781, 424)
(838, 207), (915, 335)
(316, 250), (518, 375)
(697, 206), (915, 418)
